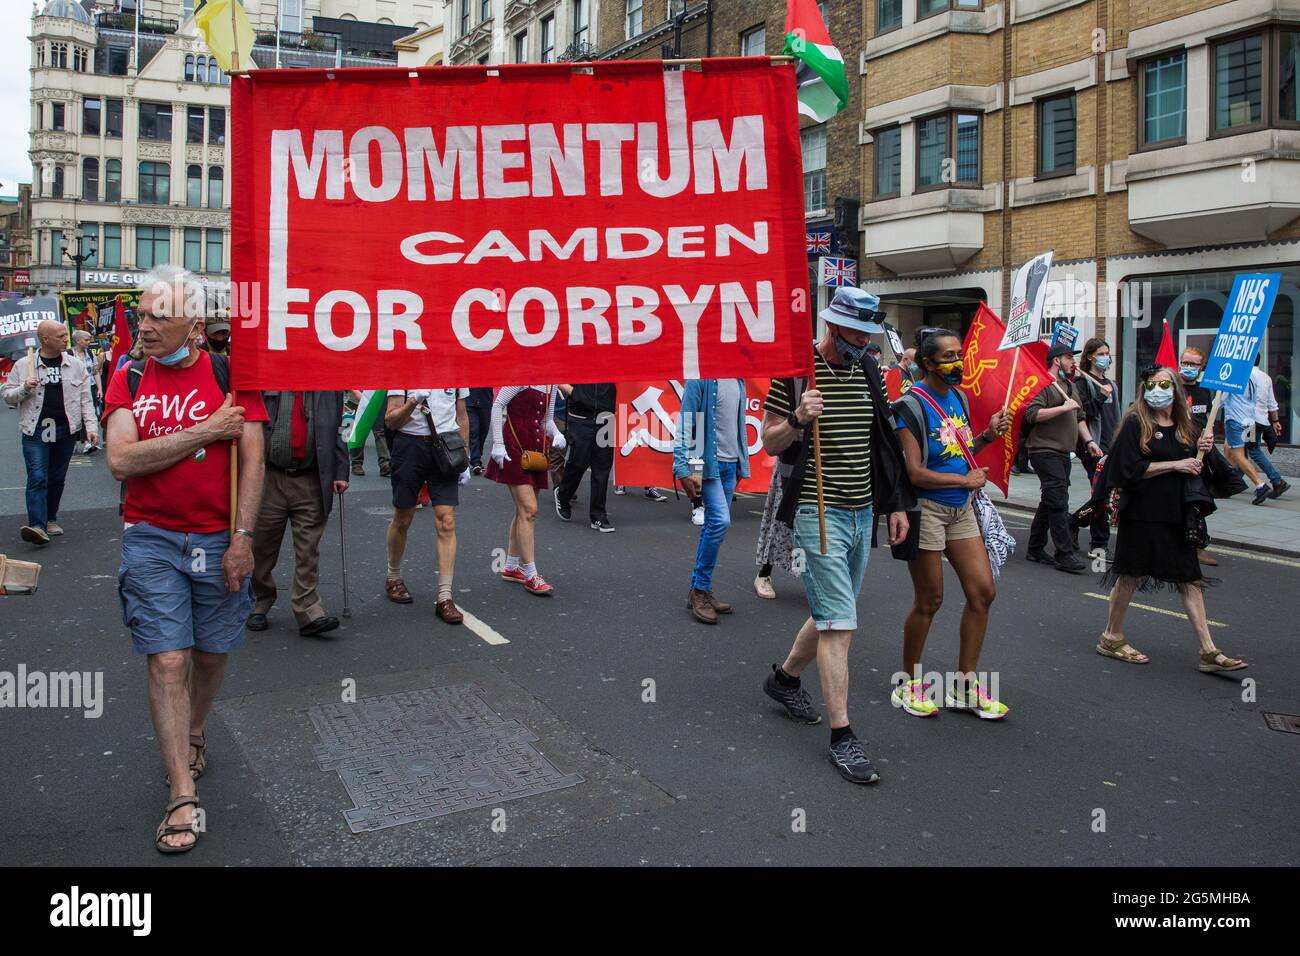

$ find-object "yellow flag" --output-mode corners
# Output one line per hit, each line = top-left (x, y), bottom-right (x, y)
(194, 0), (256, 73)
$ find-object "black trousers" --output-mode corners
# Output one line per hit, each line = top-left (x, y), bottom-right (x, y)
(466, 402), (492, 466)
(1028, 450), (1076, 557)
(557, 414), (612, 521)
(1071, 450), (1110, 550)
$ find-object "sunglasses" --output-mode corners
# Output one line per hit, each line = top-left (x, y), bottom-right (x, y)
(1143, 379), (1173, 391)
(858, 308), (884, 323)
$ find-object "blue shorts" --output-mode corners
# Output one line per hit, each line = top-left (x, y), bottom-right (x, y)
(792, 503), (873, 632)
(1224, 419), (1250, 449)
(118, 522), (252, 656)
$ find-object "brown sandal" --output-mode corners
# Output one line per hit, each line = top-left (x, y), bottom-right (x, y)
(155, 795), (200, 854)
(386, 577), (413, 604)
(164, 732), (207, 786)
(1199, 650), (1247, 672)
(1096, 634), (1149, 664)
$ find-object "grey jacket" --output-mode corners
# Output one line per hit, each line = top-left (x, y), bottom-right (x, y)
(2, 351), (99, 438)
(261, 391), (349, 515)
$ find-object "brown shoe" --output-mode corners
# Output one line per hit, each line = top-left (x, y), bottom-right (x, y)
(385, 577), (413, 604)
(1197, 549), (1218, 566)
(687, 588), (717, 624)
(705, 590), (733, 614)
(351, 463), (365, 477)
(435, 599), (464, 624)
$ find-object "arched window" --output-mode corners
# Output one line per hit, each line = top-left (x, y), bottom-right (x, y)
(51, 43), (67, 69)
(73, 47), (88, 72)
(207, 167), (223, 208)
(208, 59), (220, 84)
(82, 158), (99, 201)
(185, 54), (194, 82)
(186, 164), (202, 206)
(105, 159), (121, 203)
(52, 165), (65, 199)
(139, 161), (170, 205)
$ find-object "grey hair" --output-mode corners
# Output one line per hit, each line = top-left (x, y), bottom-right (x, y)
(72, 329), (92, 344)
(141, 264), (207, 321)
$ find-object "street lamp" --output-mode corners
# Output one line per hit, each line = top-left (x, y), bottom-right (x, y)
(61, 226), (96, 292)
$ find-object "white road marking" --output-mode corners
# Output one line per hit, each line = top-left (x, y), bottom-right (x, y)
(1204, 544), (1300, 569)
(461, 610), (509, 645)
(1083, 592), (1227, 628)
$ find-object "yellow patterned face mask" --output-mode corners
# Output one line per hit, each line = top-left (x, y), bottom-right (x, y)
(936, 360), (964, 385)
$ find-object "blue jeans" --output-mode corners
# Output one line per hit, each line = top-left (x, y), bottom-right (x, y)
(793, 503), (873, 632)
(690, 459), (738, 591)
(20, 424), (77, 530)
(1247, 438), (1282, 484)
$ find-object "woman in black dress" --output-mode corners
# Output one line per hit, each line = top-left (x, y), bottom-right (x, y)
(1096, 366), (1247, 672)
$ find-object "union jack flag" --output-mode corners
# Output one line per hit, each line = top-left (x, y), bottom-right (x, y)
(819, 256), (857, 287)
(806, 231), (832, 255)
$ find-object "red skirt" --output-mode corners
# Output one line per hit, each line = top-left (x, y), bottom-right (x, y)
(485, 388), (550, 490)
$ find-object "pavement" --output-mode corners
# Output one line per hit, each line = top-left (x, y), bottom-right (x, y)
(1, 415), (1298, 867)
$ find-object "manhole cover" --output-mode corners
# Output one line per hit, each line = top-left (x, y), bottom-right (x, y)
(1262, 712), (1300, 735)
(309, 683), (584, 832)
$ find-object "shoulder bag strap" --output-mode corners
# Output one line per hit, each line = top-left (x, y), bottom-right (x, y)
(911, 385), (981, 472)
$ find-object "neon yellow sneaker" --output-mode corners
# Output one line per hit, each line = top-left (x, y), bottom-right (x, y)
(891, 679), (939, 718)
(945, 680), (1009, 720)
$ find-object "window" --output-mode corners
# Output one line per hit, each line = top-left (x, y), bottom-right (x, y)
(1214, 33), (1263, 131)
(208, 59), (221, 84)
(626, 0), (643, 39)
(79, 223), (98, 267)
(51, 103), (65, 131)
(105, 160), (121, 202)
(50, 230), (64, 265)
(873, 126), (901, 198)
(83, 158), (99, 201)
(573, 0), (589, 46)
(135, 226), (170, 269)
(919, 0), (979, 15)
(1278, 30), (1299, 126)
(187, 165), (202, 207)
(101, 224), (121, 268)
(83, 98), (101, 135)
(183, 0), (194, 20)
(917, 111), (981, 189)
(877, 0), (902, 33)
(481, 0), (490, 22)
(741, 26), (765, 57)
(1037, 92), (1076, 176)
(208, 167), (223, 208)
(51, 166), (65, 199)
(139, 103), (173, 141)
(514, 31), (527, 63)
(187, 106), (204, 144)
(36, 43), (43, 68)
(139, 162), (170, 205)
(208, 107), (225, 145)
(801, 125), (826, 213)
(51, 42), (67, 69)
(73, 47), (88, 72)
(460, 0), (470, 36)
(107, 46), (130, 76)
(1139, 52), (1186, 146)
(206, 229), (223, 273)
(282, 0), (303, 34)
(541, 15), (555, 62)
(105, 99), (123, 138)
(185, 54), (195, 82)
(184, 228), (202, 272)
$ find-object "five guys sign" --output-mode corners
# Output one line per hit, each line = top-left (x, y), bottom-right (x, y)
(230, 59), (813, 389)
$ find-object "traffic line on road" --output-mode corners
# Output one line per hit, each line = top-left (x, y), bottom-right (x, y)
(1083, 592), (1227, 627)
(1205, 544), (1300, 569)
(461, 610), (509, 645)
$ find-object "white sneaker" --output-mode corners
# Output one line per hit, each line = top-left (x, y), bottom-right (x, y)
(691, 506), (705, 526)
(753, 575), (776, 599)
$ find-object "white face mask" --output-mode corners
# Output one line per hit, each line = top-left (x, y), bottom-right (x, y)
(1143, 387), (1174, 409)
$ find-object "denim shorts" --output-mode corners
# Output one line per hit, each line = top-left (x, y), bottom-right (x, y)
(118, 522), (252, 656)
(1224, 418), (1251, 449)
(792, 503), (873, 632)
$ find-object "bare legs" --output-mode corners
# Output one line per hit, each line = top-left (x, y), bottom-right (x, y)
(782, 619), (853, 728)
(507, 483), (538, 565)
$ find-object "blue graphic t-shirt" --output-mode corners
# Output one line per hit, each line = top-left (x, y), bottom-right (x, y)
(894, 385), (976, 507)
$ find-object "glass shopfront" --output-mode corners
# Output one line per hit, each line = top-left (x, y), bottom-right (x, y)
(1120, 264), (1298, 443)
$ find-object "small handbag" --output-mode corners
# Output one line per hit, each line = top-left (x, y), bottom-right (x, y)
(507, 389), (551, 472)
(421, 407), (468, 478)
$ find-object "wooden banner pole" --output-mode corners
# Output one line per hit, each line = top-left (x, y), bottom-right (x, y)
(229, 438), (238, 535)
(1197, 392), (1224, 462)
(1002, 347), (1021, 411)
(809, 363), (827, 556)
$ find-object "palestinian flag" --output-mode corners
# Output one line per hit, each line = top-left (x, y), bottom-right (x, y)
(782, 0), (848, 122)
(345, 390), (387, 450)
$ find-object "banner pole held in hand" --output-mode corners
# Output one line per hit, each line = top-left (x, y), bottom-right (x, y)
(229, 440), (238, 535)
(810, 363), (827, 555)
(338, 490), (351, 618)
(1198, 393), (1224, 462)
(1002, 348), (1021, 411)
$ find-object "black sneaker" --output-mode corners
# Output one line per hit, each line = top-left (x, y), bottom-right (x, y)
(763, 665), (822, 724)
(554, 495), (571, 521)
(590, 518), (616, 533)
(1269, 479), (1290, 500)
(1055, 553), (1088, 574)
(828, 736), (881, 784)
(643, 487), (667, 502)
(1252, 484), (1271, 505)
(1025, 549), (1053, 565)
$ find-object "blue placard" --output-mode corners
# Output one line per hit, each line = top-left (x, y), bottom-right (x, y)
(1048, 322), (1078, 352)
(1205, 273), (1280, 394)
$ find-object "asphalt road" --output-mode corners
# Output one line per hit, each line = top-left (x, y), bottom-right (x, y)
(2, 411), (1297, 867)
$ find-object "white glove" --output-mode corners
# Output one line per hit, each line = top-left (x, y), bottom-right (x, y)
(407, 389), (432, 405)
(490, 442), (510, 467)
(550, 430), (567, 452)
(458, 467), (471, 485)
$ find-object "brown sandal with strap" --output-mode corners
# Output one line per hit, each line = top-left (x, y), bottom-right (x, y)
(1199, 649), (1248, 673)
(386, 577), (413, 604)
(1096, 633), (1149, 664)
(164, 732), (208, 787)
(155, 795), (201, 854)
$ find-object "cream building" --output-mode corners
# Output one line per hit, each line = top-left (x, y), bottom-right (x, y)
(442, 0), (598, 65)
(27, 0), (447, 296)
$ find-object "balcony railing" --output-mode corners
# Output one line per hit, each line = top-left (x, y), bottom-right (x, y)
(95, 12), (177, 35)
(557, 40), (596, 62)
(254, 30), (340, 54)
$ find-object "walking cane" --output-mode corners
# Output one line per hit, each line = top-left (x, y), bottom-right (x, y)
(338, 489), (351, 618)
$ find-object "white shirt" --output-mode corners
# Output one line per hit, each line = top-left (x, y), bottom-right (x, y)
(1250, 367), (1278, 426)
(394, 388), (467, 436)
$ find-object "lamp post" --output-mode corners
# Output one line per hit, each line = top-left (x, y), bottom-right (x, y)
(61, 226), (96, 292)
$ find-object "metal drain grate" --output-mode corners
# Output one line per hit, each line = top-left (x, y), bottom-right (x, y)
(309, 683), (584, 832)
(1262, 712), (1300, 735)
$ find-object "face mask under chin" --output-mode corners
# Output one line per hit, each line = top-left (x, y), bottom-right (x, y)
(833, 333), (868, 365)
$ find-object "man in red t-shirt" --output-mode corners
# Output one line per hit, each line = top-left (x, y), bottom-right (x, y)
(103, 265), (267, 854)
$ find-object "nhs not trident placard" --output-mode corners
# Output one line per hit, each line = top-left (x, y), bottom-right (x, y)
(1206, 273), (1280, 395)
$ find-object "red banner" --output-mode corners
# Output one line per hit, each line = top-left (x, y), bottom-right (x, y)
(230, 61), (812, 390)
(613, 379), (775, 493)
(960, 303), (1051, 497)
